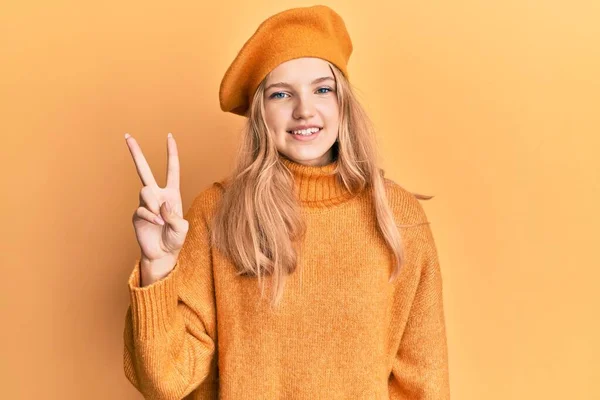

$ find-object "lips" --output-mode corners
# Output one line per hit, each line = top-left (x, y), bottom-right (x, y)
(287, 125), (322, 133)
(287, 127), (322, 133)
(287, 126), (322, 141)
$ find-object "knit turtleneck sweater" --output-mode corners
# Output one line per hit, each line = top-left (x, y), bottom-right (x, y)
(123, 156), (450, 399)
(279, 155), (356, 207)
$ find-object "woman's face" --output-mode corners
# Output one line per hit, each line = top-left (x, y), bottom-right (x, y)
(263, 57), (339, 167)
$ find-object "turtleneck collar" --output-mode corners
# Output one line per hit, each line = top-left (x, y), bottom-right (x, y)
(279, 154), (357, 208)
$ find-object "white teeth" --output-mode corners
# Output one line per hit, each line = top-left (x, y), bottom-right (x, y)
(290, 127), (320, 135)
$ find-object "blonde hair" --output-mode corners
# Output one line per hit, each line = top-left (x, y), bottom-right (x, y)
(211, 62), (432, 309)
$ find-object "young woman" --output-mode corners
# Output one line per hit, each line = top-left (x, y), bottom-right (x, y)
(123, 5), (450, 399)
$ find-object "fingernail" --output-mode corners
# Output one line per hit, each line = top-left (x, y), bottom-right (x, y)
(168, 132), (173, 138)
(124, 133), (131, 139)
(165, 201), (171, 213)
(155, 216), (165, 225)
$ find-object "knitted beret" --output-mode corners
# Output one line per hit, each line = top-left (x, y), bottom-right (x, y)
(219, 5), (353, 117)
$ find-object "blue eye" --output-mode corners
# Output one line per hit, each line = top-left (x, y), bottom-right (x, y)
(317, 87), (333, 94)
(270, 92), (288, 99)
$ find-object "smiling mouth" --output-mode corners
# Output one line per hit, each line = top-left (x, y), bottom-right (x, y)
(287, 127), (323, 135)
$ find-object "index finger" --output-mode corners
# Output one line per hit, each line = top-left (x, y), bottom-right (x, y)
(165, 133), (180, 190)
(124, 133), (158, 188)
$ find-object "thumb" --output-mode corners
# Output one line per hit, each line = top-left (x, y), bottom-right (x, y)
(160, 201), (183, 230)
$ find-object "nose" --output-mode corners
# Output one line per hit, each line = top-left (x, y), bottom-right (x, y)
(292, 93), (316, 120)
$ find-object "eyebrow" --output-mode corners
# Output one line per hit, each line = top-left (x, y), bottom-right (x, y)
(265, 76), (335, 92)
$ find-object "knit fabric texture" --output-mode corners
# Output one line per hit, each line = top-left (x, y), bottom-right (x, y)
(123, 155), (450, 399)
(219, 5), (353, 116)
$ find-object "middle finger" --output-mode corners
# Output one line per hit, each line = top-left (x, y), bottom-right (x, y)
(125, 134), (158, 188)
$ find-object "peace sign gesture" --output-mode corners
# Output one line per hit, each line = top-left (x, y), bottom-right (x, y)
(125, 133), (189, 274)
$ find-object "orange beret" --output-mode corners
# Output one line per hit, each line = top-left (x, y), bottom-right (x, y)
(219, 5), (353, 117)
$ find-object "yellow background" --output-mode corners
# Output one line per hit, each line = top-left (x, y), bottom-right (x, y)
(2, 0), (598, 398)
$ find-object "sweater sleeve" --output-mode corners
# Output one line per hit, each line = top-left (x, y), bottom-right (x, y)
(122, 195), (219, 399)
(388, 222), (450, 399)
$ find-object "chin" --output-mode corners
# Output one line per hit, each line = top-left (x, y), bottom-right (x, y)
(281, 148), (335, 166)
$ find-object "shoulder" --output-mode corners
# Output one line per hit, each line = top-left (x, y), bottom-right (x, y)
(185, 180), (227, 221)
(383, 177), (430, 227)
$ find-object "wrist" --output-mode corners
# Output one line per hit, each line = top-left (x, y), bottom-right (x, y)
(140, 255), (178, 286)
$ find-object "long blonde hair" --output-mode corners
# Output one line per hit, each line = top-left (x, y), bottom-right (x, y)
(212, 61), (432, 308)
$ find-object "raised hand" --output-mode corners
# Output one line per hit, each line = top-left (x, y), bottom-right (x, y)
(125, 133), (189, 274)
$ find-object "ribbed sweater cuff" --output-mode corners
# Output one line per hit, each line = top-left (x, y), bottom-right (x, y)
(127, 259), (179, 341)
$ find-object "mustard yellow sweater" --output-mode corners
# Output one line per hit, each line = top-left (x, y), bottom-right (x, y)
(123, 156), (450, 399)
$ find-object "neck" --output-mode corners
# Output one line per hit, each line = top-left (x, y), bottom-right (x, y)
(278, 154), (356, 208)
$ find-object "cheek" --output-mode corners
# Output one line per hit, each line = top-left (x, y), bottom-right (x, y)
(322, 103), (340, 125)
(264, 106), (288, 129)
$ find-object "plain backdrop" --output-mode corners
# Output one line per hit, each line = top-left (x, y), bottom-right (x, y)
(1, 0), (599, 399)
